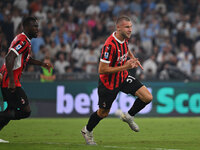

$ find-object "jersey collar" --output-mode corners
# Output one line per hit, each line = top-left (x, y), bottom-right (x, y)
(22, 32), (31, 42)
(112, 31), (125, 44)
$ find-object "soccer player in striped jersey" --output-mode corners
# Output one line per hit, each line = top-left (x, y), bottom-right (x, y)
(81, 16), (153, 145)
(0, 17), (53, 142)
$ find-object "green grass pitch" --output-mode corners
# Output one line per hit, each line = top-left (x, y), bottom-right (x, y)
(0, 117), (200, 150)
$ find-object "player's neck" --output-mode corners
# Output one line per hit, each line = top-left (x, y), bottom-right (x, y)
(23, 31), (32, 40)
(115, 32), (125, 42)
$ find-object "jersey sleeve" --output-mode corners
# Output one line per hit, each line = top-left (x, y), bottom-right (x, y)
(100, 44), (115, 64)
(10, 38), (28, 56)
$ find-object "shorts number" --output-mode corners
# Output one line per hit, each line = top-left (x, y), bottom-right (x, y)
(126, 75), (135, 83)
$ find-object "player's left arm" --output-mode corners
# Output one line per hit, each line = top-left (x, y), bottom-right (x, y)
(128, 49), (143, 70)
(28, 57), (54, 72)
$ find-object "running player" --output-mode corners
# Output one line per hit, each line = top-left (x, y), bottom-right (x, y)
(81, 16), (153, 145)
(0, 16), (53, 142)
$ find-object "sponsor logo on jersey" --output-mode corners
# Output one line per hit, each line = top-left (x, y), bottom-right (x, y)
(117, 52), (128, 64)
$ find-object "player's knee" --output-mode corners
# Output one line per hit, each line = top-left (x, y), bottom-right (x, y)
(145, 94), (153, 103)
(101, 112), (109, 118)
(99, 113), (109, 118)
(97, 109), (109, 118)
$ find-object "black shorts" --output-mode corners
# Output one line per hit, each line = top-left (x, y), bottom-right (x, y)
(1, 87), (29, 109)
(98, 75), (143, 109)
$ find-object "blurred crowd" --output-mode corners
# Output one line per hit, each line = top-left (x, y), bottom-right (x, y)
(1, 0), (200, 81)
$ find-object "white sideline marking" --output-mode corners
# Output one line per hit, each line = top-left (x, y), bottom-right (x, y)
(104, 145), (181, 150)
(8, 142), (182, 150)
(11, 142), (71, 145)
(104, 145), (136, 149)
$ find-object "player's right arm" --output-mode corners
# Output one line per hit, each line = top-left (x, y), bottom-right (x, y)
(98, 59), (138, 74)
(5, 35), (28, 91)
(5, 51), (17, 92)
(99, 44), (138, 74)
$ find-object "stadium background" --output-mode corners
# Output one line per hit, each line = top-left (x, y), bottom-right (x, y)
(0, 0), (200, 117)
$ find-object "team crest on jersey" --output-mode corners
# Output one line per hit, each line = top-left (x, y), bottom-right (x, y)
(102, 102), (106, 108)
(21, 98), (25, 105)
(104, 52), (109, 59)
(15, 44), (22, 50)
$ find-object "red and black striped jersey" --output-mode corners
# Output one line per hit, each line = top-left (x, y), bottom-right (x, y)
(0, 32), (31, 88)
(99, 32), (129, 90)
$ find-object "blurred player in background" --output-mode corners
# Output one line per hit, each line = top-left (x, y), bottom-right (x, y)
(40, 56), (56, 82)
(81, 16), (153, 145)
(0, 16), (53, 143)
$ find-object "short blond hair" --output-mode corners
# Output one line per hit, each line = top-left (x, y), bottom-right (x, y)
(116, 16), (131, 25)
